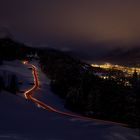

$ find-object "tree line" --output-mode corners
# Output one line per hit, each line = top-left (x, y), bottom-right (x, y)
(0, 73), (18, 94)
(39, 49), (139, 128)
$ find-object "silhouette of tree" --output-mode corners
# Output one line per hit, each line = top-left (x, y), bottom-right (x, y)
(0, 59), (3, 65)
(0, 76), (4, 92)
(9, 75), (18, 94)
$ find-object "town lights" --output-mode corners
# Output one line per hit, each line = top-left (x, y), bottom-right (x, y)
(91, 63), (140, 75)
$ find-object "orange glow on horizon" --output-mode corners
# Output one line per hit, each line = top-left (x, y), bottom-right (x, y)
(22, 60), (28, 65)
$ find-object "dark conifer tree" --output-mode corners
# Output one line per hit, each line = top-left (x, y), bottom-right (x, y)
(9, 75), (18, 94)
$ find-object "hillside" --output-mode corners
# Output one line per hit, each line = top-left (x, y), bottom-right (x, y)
(0, 61), (139, 140)
(0, 38), (139, 128)
(39, 48), (139, 128)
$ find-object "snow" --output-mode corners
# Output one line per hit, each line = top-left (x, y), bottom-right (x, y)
(0, 60), (139, 140)
(0, 60), (33, 93)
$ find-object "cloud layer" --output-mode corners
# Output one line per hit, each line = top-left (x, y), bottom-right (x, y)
(0, 0), (140, 47)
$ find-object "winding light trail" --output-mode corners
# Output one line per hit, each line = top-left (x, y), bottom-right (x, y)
(23, 61), (128, 127)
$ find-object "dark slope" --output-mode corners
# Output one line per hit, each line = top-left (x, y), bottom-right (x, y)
(0, 38), (33, 60)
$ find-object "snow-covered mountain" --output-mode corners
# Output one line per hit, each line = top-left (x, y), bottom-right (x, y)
(0, 60), (139, 140)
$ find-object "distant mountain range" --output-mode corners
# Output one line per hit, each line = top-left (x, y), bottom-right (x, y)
(57, 42), (140, 66)
(0, 37), (140, 66)
(102, 47), (140, 66)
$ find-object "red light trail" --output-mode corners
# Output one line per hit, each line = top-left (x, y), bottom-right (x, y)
(23, 61), (128, 127)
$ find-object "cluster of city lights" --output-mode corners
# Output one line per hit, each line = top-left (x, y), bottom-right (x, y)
(91, 63), (140, 75)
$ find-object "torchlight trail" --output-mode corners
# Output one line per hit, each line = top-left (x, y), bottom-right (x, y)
(22, 61), (128, 127)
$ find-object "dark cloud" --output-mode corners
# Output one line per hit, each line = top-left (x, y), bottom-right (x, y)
(0, 0), (140, 53)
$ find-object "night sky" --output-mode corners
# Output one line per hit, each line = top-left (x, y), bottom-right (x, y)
(0, 0), (140, 58)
